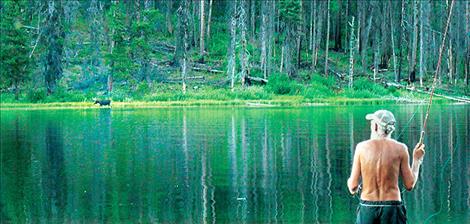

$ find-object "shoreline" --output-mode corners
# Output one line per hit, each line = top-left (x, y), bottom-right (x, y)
(0, 97), (454, 110)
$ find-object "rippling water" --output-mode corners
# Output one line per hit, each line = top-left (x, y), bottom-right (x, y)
(1, 105), (468, 223)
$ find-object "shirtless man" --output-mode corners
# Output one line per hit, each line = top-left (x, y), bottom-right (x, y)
(347, 110), (426, 224)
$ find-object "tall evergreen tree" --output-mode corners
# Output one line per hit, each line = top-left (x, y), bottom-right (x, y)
(0, 0), (31, 100)
(105, 2), (133, 93)
(279, 0), (301, 77)
(87, 0), (104, 77)
(44, 0), (65, 94)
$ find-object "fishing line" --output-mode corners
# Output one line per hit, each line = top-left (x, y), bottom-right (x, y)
(423, 139), (458, 224)
(420, 1), (455, 223)
(418, 0), (454, 145)
(353, 2), (456, 220)
(396, 107), (420, 141)
(399, 0), (454, 188)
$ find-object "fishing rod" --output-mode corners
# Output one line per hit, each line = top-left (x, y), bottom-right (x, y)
(419, 0), (455, 145)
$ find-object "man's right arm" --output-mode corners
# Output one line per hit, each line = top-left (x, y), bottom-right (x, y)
(400, 143), (425, 191)
(348, 143), (362, 194)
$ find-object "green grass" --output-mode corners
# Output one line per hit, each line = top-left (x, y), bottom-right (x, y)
(1, 72), (454, 109)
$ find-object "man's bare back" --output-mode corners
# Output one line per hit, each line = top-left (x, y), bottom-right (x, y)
(355, 139), (406, 201)
(348, 110), (425, 223)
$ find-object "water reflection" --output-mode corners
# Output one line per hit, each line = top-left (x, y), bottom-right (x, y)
(0, 105), (468, 223)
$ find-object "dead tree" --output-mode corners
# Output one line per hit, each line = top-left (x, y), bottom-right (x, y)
(260, 0), (268, 79)
(239, 0), (249, 87)
(324, 0), (330, 76)
(348, 16), (355, 88)
(409, 0), (419, 83)
(227, 0), (238, 91)
(199, 0), (205, 62)
(206, 0), (213, 39)
(177, 1), (190, 94)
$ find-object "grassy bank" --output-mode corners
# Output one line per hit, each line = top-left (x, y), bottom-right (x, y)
(0, 97), (444, 110)
(1, 74), (453, 110)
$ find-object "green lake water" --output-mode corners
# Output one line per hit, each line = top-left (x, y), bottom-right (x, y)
(1, 105), (468, 223)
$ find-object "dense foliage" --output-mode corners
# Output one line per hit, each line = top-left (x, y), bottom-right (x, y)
(0, 1), (31, 99)
(0, 0), (468, 103)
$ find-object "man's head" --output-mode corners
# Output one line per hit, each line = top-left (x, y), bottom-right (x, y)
(366, 110), (396, 137)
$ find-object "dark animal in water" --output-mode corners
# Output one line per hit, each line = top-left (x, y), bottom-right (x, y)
(94, 99), (111, 106)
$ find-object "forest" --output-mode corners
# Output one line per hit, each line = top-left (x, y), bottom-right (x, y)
(0, 0), (469, 104)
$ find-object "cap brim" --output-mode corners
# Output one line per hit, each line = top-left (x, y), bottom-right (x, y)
(365, 114), (375, 120)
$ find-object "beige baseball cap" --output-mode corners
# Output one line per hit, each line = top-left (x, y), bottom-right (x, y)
(366, 109), (396, 127)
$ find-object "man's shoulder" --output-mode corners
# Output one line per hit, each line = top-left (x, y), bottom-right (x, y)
(355, 140), (371, 152)
(390, 139), (408, 151)
(357, 139), (407, 151)
(356, 140), (368, 148)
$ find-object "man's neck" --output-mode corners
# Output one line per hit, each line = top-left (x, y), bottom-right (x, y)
(370, 133), (391, 140)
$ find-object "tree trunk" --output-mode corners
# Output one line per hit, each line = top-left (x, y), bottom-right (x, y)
(397, 0), (405, 82)
(418, 0), (429, 87)
(166, 0), (173, 34)
(314, 1), (324, 69)
(344, 0), (349, 50)
(283, 26), (295, 77)
(311, 0), (317, 69)
(107, 74), (113, 95)
(296, 0), (303, 69)
(309, 0), (314, 52)
(227, 0), (237, 91)
(191, 0), (197, 47)
(199, 0), (205, 62)
(266, 0), (274, 77)
(361, 12), (372, 74)
(280, 46), (284, 73)
(334, 0), (342, 51)
(250, 0), (255, 39)
(389, 0), (398, 81)
(178, 1), (190, 94)
(325, 0), (330, 77)
(239, 0), (249, 87)
(348, 16), (355, 88)
(373, 32), (379, 82)
(260, 0), (268, 79)
(466, 0), (469, 86)
(409, 0), (419, 84)
(206, 0), (213, 39)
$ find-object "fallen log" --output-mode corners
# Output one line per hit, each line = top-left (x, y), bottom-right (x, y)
(328, 67), (345, 79)
(246, 76), (268, 84)
(153, 41), (175, 52)
(405, 87), (470, 103)
(384, 82), (469, 103)
(165, 76), (205, 82)
(384, 82), (404, 88)
(191, 66), (224, 73)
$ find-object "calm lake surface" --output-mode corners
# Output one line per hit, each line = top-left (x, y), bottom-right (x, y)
(1, 105), (468, 223)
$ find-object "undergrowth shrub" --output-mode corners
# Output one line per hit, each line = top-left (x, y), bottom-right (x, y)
(266, 72), (302, 95)
(342, 77), (391, 98)
(28, 87), (47, 102)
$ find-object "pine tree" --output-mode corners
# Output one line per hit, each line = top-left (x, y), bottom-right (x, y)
(44, 0), (65, 94)
(0, 0), (31, 100)
(87, 0), (104, 78)
(279, 0), (301, 77)
(131, 6), (156, 83)
(105, 2), (133, 94)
